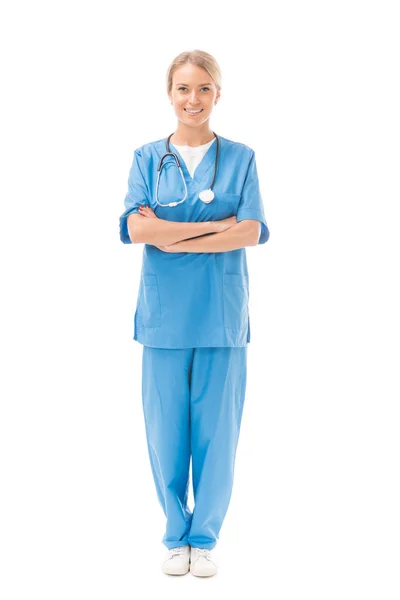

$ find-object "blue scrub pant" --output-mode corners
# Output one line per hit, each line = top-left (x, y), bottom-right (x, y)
(141, 345), (247, 550)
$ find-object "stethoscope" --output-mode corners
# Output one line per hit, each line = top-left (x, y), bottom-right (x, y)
(155, 131), (220, 208)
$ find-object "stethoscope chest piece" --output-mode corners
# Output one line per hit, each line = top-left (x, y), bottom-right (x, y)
(199, 188), (215, 204)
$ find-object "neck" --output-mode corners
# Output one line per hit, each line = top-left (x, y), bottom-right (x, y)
(170, 123), (215, 147)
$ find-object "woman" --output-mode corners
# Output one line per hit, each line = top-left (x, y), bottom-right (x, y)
(119, 49), (270, 577)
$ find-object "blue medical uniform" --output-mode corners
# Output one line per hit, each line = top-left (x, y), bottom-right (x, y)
(119, 135), (270, 550)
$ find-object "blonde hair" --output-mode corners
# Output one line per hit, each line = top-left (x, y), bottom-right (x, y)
(166, 49), (222, 94)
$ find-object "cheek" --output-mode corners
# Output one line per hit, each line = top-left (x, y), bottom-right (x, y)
(171, 96), (183, 109)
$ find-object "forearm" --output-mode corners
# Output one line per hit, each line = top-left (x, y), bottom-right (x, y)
(165, 221), (260, 253)
(130, 215), (218, 245)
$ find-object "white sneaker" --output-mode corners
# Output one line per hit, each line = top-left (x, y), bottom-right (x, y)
(190, 547), (218, 577)
(161, 545), (190, 575)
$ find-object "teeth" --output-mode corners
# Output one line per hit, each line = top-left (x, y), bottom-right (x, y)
(186, 109), (202, 113)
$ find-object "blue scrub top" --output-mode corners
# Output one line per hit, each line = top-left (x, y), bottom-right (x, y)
(119, 134), (270, 348)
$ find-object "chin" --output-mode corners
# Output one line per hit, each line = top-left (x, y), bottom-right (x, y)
(178, 115), (210, 126)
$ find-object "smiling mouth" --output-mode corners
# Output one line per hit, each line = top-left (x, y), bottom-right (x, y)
(184, 109), (203, 114)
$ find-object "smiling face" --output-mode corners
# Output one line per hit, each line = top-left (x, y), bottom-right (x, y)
(168, 63), (220, 128)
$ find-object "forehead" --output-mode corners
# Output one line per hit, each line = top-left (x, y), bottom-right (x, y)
(173, 63), (212, 83)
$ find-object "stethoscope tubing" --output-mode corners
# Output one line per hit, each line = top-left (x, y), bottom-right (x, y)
(154, 132), (220, 208)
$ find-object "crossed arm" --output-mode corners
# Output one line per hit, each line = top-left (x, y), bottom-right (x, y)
(127, 206), (261, 252)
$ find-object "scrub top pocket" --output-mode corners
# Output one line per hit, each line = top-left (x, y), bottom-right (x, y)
(141, 274), (161, 328)
(223, 273), (249, 331)
(215, 193), (241, 219)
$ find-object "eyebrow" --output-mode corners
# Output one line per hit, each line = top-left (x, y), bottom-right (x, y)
(176, 82), (213, 86)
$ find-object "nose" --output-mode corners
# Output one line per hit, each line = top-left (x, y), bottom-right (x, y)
(189, 90), (200, 105)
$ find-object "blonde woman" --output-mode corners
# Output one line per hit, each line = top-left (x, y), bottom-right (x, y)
(119, 49), (270, 577)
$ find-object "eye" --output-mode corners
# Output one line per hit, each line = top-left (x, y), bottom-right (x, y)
(177, 86), (210, 92)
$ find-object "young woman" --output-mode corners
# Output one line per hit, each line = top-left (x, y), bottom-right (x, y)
(119, 49), (270, 577)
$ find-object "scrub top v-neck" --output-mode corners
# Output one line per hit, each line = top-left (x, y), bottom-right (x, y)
(171, 138), (216, 179)
(119, 134), (270, 349)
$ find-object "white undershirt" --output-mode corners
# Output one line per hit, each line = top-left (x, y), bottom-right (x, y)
(171, 137), (216, 179)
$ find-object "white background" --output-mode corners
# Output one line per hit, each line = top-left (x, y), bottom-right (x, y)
(1, 0), (399, 598)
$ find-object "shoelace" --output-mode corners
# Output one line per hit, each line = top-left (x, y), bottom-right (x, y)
(167, 546), (187, 558)
(192, 548), (212, 561)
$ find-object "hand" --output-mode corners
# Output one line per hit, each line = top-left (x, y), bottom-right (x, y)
(155, 243), (184, 253)
(138, 205), (158, 218)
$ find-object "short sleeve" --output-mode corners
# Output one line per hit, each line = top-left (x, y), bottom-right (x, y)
(236, 150), (270, 244)
(119, 149), (149, 244)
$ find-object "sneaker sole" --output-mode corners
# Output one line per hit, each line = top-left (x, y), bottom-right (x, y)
(162, 562), (190, 575)
(163, 568), (190, 575)
(190, 565), (217, 577)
